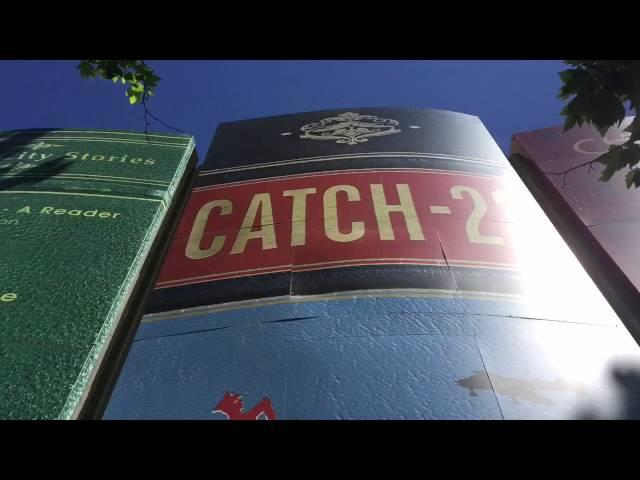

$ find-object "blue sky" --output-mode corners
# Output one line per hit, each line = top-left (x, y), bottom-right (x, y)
(0, 60), (566, 160)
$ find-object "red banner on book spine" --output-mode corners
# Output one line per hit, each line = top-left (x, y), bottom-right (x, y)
(158, 168), (520, 288)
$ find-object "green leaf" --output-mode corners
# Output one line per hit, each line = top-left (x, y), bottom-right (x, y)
(565, 94), (593, 124)
(620, 143), (640, 167)
(597, 143), (635, 182)
(559, 67), (595, 99)
(559, 70), (573, 83)
(596, 124), (610, 137)
(563, 114), (578, 132)
(625, 168), (640, 188)
(76, 61), (95, 78)
(77, 59), (161, 107)
(591, 90), (626, 134)
(600, 164), (618, 182)
(624, 118), (640, 143)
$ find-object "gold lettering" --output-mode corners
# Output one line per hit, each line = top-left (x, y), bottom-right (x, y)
(230, 193), (277, 254)
(283, 188), (316, 246)
(323, 185), (365, 243)
(370, 184), (425, 241)
(185, 199), (232, 260)
(0, 293), (17, 302)
(450, 185), (504, 245)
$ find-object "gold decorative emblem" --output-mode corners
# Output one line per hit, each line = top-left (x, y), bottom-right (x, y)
(300, 112), (401, 145)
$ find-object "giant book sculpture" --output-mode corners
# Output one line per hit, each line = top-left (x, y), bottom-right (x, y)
(511, 119), (640, 345)
(106, 109), (640, 420)
(0, 129), (197, 419)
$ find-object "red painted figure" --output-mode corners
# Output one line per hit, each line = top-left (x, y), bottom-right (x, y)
(212, 392), (277, 420)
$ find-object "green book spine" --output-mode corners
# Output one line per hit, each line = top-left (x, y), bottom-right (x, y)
(0, 129), (196, 419)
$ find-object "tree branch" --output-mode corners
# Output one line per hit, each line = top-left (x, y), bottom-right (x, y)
(542, 142), (627, 187)
(139, 60), (186, 142)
